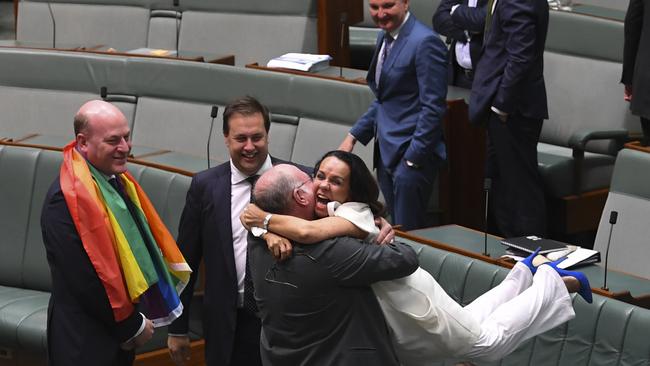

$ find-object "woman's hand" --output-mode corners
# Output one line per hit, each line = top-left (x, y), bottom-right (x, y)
(240, 203), (268, 230)
(264, 232), (293, 261)
(374, 217), (395, 245)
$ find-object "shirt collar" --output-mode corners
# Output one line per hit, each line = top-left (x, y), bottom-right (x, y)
(230, 154), (273, 185)
(389, 11), (410, 40)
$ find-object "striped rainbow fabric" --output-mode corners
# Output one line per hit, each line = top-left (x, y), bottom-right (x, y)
(60, 141), (191, 326)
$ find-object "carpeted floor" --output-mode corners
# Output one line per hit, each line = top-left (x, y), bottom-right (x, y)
(0, 2), (16, 40)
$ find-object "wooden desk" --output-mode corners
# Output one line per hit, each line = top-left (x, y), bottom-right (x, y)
(439, 93), (486, 231)
(90, 47), (235, 65)
(246, 63), (367, 85)
(625, 141), (650, 154)
(399, 224), (650, 309)
(0, 42), (235, 65)
(317, 0), (364, 67)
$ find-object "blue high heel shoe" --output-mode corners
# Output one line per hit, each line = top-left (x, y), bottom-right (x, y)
(520, 247), (541, 274)
(545, 259), (593, 303)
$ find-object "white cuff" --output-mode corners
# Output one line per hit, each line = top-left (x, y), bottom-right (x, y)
(491, 106), (508, 116)
(123, 313), (146, 344)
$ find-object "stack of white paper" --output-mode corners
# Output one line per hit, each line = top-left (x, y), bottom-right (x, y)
(267, 53), (332, 72)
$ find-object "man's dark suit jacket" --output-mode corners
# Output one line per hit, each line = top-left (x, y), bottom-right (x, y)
(41, 179), (143, 366)
(622, 0), (650, 119)
(248, 234), (419, 366)
(469, 0), (549, 125)
(168, 157), (309, 365)
(433, 0), (487, 84)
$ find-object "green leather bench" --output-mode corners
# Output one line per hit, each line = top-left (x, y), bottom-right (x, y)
(0, 47), (376, 174)
(403, 239), (650, 366)
(0, 143), (200, 365)
(593, 148), (650, 281)
(2, 142), (649, 365)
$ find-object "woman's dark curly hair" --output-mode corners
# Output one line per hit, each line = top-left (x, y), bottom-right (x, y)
(314, 150), (385, 217)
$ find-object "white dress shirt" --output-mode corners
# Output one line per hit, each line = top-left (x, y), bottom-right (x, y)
(229, 154), (273, 307)
(452, 0), (478, 70)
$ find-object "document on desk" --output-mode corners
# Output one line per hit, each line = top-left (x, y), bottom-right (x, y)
(267, 53), (332, 72)
(556, 247), (600, 269)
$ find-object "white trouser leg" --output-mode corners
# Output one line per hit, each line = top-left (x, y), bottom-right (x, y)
(464, 264), (576, 361)
(464, 262), (533, 323)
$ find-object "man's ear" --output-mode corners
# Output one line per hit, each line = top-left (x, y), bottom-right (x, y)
(76, 133), (88, 153)
(293, 187), (308, 207)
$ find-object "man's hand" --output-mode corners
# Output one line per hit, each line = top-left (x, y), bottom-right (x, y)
(134, 318), (154, 347)
(168, 335), (191, 366)
(374, 217), (396, 245)
(264, 232), (293, 261)
(624, 84), (633, 102)
(240, 203), (267, 230)
(338, 134), (356, 152)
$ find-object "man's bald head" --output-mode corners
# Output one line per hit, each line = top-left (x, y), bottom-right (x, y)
(254, 164), (315, 220)
(74, 100), (126, 136)
(74, 100), (131, 175)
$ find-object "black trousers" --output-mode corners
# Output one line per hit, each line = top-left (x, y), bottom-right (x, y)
(451, 63), (474, 89)
(486, 111), (546, 237)
(229, 309), (262, 366)
(641, 117), (650, 146)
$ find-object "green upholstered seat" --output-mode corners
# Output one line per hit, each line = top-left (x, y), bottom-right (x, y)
(593, 149), (650, 280)
(404, 239), (650, 365)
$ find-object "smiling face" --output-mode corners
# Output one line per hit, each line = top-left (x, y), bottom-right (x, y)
(313, 156), (352, 218)
(369, 0), (409, 33)
(76, 101), (131, 175)
(224, 112), (269, 176)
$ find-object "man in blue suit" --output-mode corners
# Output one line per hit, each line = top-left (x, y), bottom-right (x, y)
(339, 0), (448, 230)
(469, 0), (549, 237)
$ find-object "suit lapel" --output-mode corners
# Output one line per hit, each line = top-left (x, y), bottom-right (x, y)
(483, 0), (499, 46)
(367, 34), (384, 91)
(377, 15), (415, 91)
(212, 164), (237, 283)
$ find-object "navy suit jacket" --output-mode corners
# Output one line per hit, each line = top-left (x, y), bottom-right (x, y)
(433, 0), (487, 81)
(350, 14), (448, 170)
(41, 179), (143, 366)
(622, 0), (650, 119)
(469, 0), (549, 125)
(168, 156), (309, 365)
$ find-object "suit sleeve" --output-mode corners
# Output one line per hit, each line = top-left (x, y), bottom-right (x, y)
(433, 0), (467, 41)
(350, 100), (379, 145)
(451, 2), (488, 33)
(168, 175), (205, 334)
(41, 188), (143, 343)
(404, 34), (448, 165)
(622, 0), (643, 85)
(492, 0), (541, 113)
(315, 237), (418, 286)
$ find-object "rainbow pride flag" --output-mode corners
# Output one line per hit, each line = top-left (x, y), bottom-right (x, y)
(60, 141), (191, 326)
